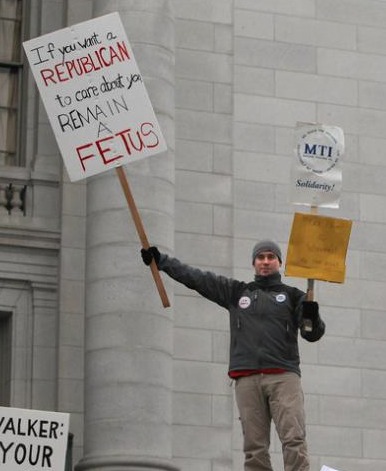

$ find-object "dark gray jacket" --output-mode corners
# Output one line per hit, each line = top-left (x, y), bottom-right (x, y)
(158, 254), (325, 376)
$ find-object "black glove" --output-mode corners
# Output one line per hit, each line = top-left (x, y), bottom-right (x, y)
(300, 301), (325, 341)
(302, 301), (319, 321)
(141, 246), (160, 266)
(301, 301), (319, 332)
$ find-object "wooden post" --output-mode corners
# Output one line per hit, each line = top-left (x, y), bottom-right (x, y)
(115, 166), (170, 308)
(306, 205), (318, 301)
(306, 278), (314, 302)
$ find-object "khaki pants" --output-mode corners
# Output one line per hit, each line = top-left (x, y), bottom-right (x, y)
(235, 372), (309, 471)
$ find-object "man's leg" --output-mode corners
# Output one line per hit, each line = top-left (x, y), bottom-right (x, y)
(235, 375), (273, 471)
(266, 372), (310, 471)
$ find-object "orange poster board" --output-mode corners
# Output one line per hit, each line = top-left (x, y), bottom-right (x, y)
(285, 212), (352, 283)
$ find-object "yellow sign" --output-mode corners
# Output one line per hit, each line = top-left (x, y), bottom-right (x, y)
(285, 212), (352, 283)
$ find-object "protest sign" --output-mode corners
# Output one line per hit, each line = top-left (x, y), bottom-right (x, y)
(0, 406), (69, 471)
(285, 212), (352, 283)
(23, 13), (170, 307)
(291, 123), (344, 208)
(320, 466), (341, 471)
(23, 12), (167, 182)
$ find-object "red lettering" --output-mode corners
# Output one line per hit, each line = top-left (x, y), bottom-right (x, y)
(40, 68), (56, 86)
(64, 60), (76, 79)
(38, 42), (131, 87)
(98, 47), (110, 66)
(80, 55), (95, 74)
(76, 143), (95, 171)
(75, 122), (161, 173)
(115, 128), (132, 155)
(95, 136), (123, 165)
(115, 128), (145, 154)
(54, 63), (69, 83)
(141, 122), (159, 148)
(117, 41), (130, 61)
(67, 59), (86, 79)
(108, 46), (120, 64)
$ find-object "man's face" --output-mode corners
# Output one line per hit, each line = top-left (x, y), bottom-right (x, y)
(253, 251), (281, 276)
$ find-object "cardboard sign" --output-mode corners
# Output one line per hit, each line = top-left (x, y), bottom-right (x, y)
(0, 406), (70, 471)
(285, 212), (352, 283)
(23, 12), (167, 181)
(291, 123), (344, 208)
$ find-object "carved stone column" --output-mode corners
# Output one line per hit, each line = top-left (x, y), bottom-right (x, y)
(75, 1), (176, 470)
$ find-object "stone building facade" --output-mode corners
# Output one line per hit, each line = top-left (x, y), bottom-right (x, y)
(2, 1), (386, 470)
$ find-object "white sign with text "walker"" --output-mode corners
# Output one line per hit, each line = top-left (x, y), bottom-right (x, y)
(23, 12), (167, 182)
(0, 406), (70, 471)
(291, 122), (344, 208)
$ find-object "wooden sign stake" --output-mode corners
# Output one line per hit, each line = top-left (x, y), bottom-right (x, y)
(306, 278), (314, 302)
(306, 205), (318, 301)
(116, 166), (170, 308)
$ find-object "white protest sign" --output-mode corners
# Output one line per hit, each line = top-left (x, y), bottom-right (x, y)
(321, 466), (342, 471)
(0, 406), (70, 471)
(291, 122), (344, 208)
(23, 12), (167, 182)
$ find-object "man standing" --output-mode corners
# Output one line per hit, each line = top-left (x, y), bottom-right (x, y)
(141, 240), (325, 471)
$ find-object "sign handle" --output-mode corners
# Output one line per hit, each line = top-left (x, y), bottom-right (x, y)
(115, 166), (170, 308)
(306, 278), (314, 301)
(306, 205), (318, 301)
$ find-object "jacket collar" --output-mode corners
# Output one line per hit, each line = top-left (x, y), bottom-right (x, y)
(253, 271), (283, 288)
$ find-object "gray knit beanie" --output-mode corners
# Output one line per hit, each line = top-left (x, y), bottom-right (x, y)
(252, 240), (282, 264)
